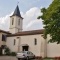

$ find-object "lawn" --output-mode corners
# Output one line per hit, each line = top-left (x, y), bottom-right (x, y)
(43, 58), (54, 60)
(43, 59), (54, 60)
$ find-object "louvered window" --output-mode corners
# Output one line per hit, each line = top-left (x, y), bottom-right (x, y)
(34, 38), (37, 45)
(14, 39), (16, 45)
(18, 19), (20, 25)
(12, 18), (14, 25)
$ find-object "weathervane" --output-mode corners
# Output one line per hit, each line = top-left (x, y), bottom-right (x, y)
(17, 1), (19, 5)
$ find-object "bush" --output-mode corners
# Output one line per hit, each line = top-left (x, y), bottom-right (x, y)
(54, 57), (60, 60)
(5, 47), (10, 55)
(10, 52), (16, 56)
(0, 47), (2, 55)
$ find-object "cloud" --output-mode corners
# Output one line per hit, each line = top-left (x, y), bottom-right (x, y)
(0, 7), (43, 31)
(25, 19), (43, 30)
(23, 7), (43, 31)
(0, 12), (13, 31)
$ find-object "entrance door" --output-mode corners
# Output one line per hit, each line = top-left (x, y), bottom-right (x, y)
(22, 46), (29, 51)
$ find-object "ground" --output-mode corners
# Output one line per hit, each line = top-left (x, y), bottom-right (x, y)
(0, 56), (17, 60)
(0, 56), (36, 60)
(0, 56), (54, 60)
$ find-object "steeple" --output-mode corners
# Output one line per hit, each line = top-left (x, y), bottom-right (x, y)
(10, 5), (23, 34)
(11, 5), (22, 18)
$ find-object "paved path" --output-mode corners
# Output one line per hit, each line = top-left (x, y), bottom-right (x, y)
(0, 56), (17, 60)
(0, 56), (38, 60)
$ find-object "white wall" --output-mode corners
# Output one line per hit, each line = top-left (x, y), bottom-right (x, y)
(20, 35), (41, 56)
(47, 35), (60, 57)
(9, 16), (23, 34)
(47, 43), (60, 57)
(6, 37), (19, 52)
(6, 34), (45, 57)
(6, 33), (60, 57)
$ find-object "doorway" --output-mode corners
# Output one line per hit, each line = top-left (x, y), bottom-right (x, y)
(22, 46), (29, 51)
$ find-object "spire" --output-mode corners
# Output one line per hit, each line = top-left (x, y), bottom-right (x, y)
(12, 5), (21, 17)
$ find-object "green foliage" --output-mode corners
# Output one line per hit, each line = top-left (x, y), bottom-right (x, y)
(0, 47), (2, 55)
(38, 0), (60, 44)
(10, 52), (16, 56)
(5, 47), (10, 55)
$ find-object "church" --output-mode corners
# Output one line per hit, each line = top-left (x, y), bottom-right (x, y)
(0, 5), (60, 58)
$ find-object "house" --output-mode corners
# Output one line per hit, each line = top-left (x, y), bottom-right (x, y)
(0, 5), (60, 58)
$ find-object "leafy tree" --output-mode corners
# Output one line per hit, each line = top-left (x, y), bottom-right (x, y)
(38, 0), (60, 44)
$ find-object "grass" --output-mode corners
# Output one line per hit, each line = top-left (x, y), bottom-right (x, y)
(43, 59), (54, 60)
(43, 58), (54, 60)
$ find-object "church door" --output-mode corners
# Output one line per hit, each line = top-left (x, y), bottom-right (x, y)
(22, 46), (29, 51)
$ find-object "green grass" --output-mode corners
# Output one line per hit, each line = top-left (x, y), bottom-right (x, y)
(43, 58), (54, 60)
(43, 59), (54, 60)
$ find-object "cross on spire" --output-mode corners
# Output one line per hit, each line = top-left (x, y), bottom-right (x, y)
(17, 1), (19, 5)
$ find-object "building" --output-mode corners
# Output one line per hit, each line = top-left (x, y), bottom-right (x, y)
(0, 5), (60, 58)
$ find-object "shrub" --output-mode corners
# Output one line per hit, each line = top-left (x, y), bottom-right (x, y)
(54, 57), (60, 60)
(0, 47), (2, 55)
(10, 52), (16, 56)
(5, 47), (10, 55)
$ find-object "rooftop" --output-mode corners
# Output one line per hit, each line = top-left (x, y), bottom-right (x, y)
(7, 29), (44, 37)
(11, 5), (23, 19)
(0, 29), (11, 34)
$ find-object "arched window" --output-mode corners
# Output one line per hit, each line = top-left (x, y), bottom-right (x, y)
(34, 38), (37, 45)
(12, 18), (14, 25)
(14, 39), (16, 45)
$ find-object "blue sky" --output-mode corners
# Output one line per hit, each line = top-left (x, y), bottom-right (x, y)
(0, 0), (53, 31)
(0, 0), (52, 17)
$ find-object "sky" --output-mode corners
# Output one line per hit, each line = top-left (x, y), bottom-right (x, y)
(0, 0), (53, 31)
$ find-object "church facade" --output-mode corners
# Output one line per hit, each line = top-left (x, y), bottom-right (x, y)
(0, 5), (60, 58)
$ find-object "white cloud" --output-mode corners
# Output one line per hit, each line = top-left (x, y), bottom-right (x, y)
(23, 7), (43, 31)
(0, 12), (13, 31)
(0, 7), (43, 31)
(25, 19), (43, 29)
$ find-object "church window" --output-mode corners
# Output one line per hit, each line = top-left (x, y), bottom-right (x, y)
(18, 19), (20, 25)
(1, 45), (6, 49)
(34, 38), (37, 45)
(2, 34), (6, 41)
(14, 39), (16, 45)
(12, 18), (14, 25)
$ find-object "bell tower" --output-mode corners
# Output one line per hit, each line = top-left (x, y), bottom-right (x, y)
(10, 5), (23, 34)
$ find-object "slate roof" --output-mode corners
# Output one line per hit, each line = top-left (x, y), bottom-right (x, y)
(11, 5), (23, 19)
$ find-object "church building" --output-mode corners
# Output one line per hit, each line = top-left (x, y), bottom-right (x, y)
(0, 5), (60, 58)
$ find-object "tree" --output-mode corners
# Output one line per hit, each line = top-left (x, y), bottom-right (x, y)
(38, 0), (60, 44)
